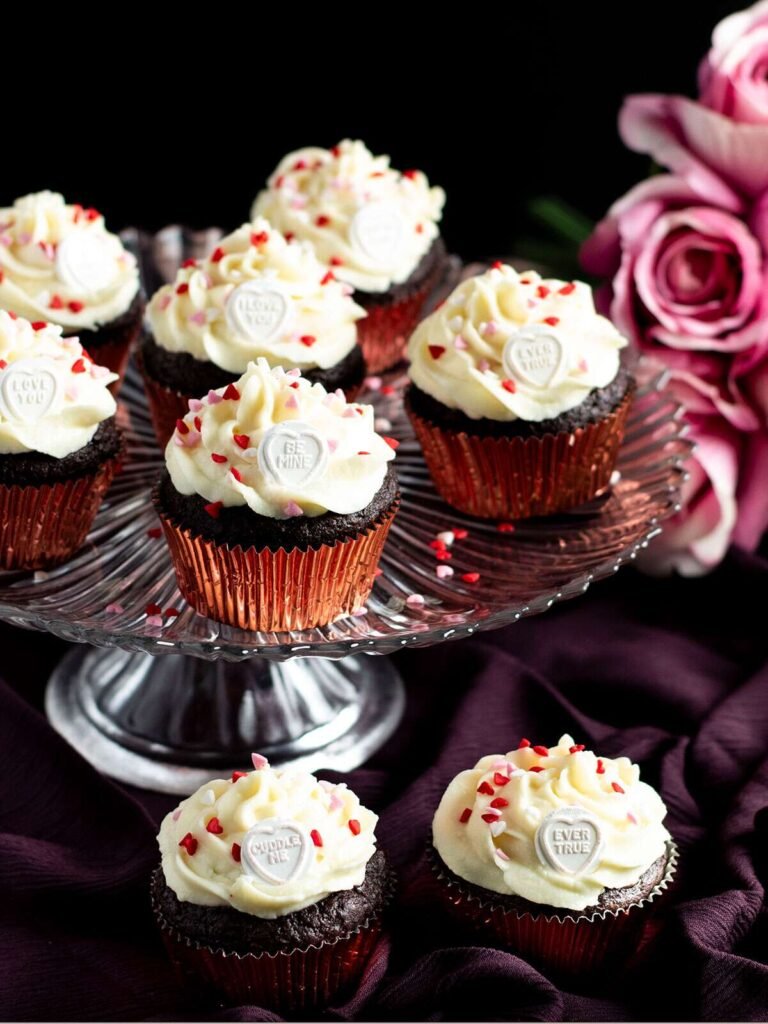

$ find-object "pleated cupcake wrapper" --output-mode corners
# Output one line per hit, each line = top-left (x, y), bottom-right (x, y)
(157, 499), (399, 632)
(0, 458), (119, 570)
(151, 876), (394, 1012)
(429, 842), (679, 976)
(407, 392), (633, 519)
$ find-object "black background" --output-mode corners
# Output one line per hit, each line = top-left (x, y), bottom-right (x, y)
(4, 3), (738, 261)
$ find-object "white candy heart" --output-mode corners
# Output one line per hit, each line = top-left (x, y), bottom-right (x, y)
(350, 202), (405, 266)
(240, 818), (311, 886)
(534, 805), (604, 876)
(55, 233), (119, 294)
(258, 422), (328, 488)
(503, 325), (566, 389)
(0, 359), (62, 424)
(226, 279), (292, 345)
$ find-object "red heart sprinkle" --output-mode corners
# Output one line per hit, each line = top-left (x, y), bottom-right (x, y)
(612, 782), (625, 793)
(210, 247), (225, 263)
(491, 260), (503, 270)
(461, 572), (480, 584)
(230, 467), (243, 482)
(383, 436), (399, 449)
(493, 773), (510, 786)
(194, 416), (202, 431)
(164, 607), (179, 618)
(315, 215), (331, 227)
(31, 321), (47, 331)
(501, 379), (517, 393)
(204, 501), (223, 518)
(85, 208), (100, 221)
(233, 434), (249, 449)
(569, 744), (585, 753)
(176, 418), (189, 435)
(310, 829), (323, 847)
(596, 759), (605, 774)
(529, 766), (545, 773)
(330, 256), (343, 266)
(300, 335), (316, 347)
(223, 383), (240, 400)
(176, 283), (189, 295)
(533, 745), (549, 756)
(429, 539), (446, 551)
(559, 283), (576, 295)
(348, 819), (361, 836)
(537, 285), (550, 298)
(481, 812), (500, 823)
(542, 316), (560, 326)
(428, 345), (446, 360)
(211, 453), (227, 464)
(231, 843), (241, 862)
(380, 385), (395, 396)
(0, 360), (6, 369)
(320, 271), (335, 285)
(490, 797), (509, 809)
(293, 159), (308, 170)
(402, 169), (419, 180)
(415, 223), (424, 233)
(285, 232), (294, 243)
(181, 258), (198, 268)
(146, 603), (162, 615)
(147, 527), (162, 539)
(477, 781), (494, 795)
(231, 770), (248, 782)
(71, 359), (87, 373)
(49, 294), (63, 309)
(178, 833), (197, 854)
(68, 301), (84, 313)
(206, 817), (224, 834)
(435, 550), (452, 561)
(459, 808), (472, 824)
(519, 738), (531, 748)
(250, 230), (269, 246)
(497, 523), (515, 533)
(453, 528), (469, 539)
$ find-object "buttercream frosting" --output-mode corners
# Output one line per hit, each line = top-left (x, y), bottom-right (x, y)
(158, 756), (378, 918)
(165, 357), (395, 519)
(147, 220), (365, 374)
(0, 191), (139, 331)
(408, 266), (627, 422)
(252, 139), (444, 294)
(0, 311), (117, 458)
(432, 734), (671, 913)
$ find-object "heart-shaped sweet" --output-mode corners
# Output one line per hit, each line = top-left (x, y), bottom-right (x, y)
(55, 233), (119, 294)
(258, 422), (328, 488)
(503, 325), (566, 389)
(240, 818), (311, 886)
(0, 359), (61, 424)
(534, 805), (604, 876)
(350, 202), (405, 266)
(226, 280), (291, 345)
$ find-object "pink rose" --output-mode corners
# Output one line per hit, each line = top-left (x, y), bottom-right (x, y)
(699, 1), (768, 123)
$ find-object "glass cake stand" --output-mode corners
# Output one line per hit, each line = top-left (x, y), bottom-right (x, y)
(0, 231), (692, 793)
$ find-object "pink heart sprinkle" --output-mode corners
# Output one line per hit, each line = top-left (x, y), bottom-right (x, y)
(189, 310), (207, 326)
(436, 565), (454, 579)
(207, 390), (223, 404)
(251, 752), (269, 769)
(172, 435), (185, 447)
(454, 336), (468, 350)
(188, 398), (204, 412)
(158, 293), (172, 311)
(341, 285), (354, 296)
(286, 367), (301, 378)
(146, 614), (163, 628)
(290, 196), (307, 209)
(105, 603), (124, 614)
(285, 394), (299, 410)
(0, 233), (12, 247)
(406, 594), (425, 607)
(342, 407), (357, 418)
(327, 439), (338, 453)
(478, 359), (490, 372)
(335, 388), (345, 400)
(330, 792), (344, 811)
(627, 812), (638, 824)
(65, 385), (78, 401)
(484, 321), (498, 336)
(283, 501), (303, 517)
(578, 358), (589, 373)
(17, 232), (32, 245)
(527, 299), (536, 309)
(172, 809), (182, 821)
(183, 430), (201, 447)
(496, 848), (510, 861)
(364, 375), (382, 391)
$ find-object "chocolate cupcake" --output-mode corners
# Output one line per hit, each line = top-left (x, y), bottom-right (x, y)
(141, 220), (367, 447)
(430, 735), (677, 975)
(406, 265), (633, 519)
(155, 357), (398, 631)
(252, 139), (447, 372)
(0, 311), (121, 569)
(0, 191), (142, 388)
(153, 753), (395, 1011)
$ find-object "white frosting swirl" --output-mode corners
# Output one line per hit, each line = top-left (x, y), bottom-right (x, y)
(432, 734), (671, 913)
(158, 759), (378, 918)
(408, 266), (627, 422)
(165, 358), (395, 518)
(0, 311), (117, 458)
(0, 191), (140, 330)
(252, 139), (445, 294)
(147, 220), (365, 374)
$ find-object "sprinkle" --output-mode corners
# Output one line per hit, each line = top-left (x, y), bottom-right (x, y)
(453, 528), (468, 540)
(31, 321), (47, 331)
(532, 745), (549, 757)
(406, 594), (425, 608)
(211, 453), (227, 464)
(320, 270), (335, 285)
(578, 358), (589, 373)
(497, 523), (515, 533)
(210, 246), (225, 262)
(496, 848), (510, 861)
(436, 565), (454, 579)
(206, 817), (224, 834)
(364, 376), (382, 391)
(519, 738), (531, 749)
(251, 753), (269, 769)
(559, 282), (576, 295)
(176, 283), (189, 295)
(501, 379), (516, 393)
(49, 294), (63, 310)
(529, 766), (545, 773)
(330, 256), (344, 267)
(164, 607), (179, 618)
(178, 833), (198, 855)
(490, 797), (509, 809)
(493, 773), (510, 787)
(233, 434), (249, 449)
(542, 316), (560, 326)
(520, 278), (532, 285)
(437, 531), (455, 546)
(612, 782), (625, 794)
(293, 158), (308, 170)
(230, 467), (243, 482)
(182, 431), (201, 447)
(231, 770), (249, 782)
(284, 232), (294, 242)
(85, 208), (100, 222)
(491, 260), (503, 270)
(380, 384), (395, 396)
(478, 359), (491, 372)
(176, 418), (189, 435)
(145, 603), (162, 617)
(357, 451), (370, 456)
(286, 367), (302, 378)
(374, 417), (392, 432)
(481, 812), (501, 823)
(484, 321), (499, 336)
(490, 820), (506, 837)
(569, 744), (585, 754)
(222, 383), (240, 400)
(201, 788), (216, 805)
(207, 389), (223, 404)
(204, 501), (223, 518)
(461, 572), (480, 584)
(147, 527), (162, 539)
(181, 258), (198, 268)
(105, 603), (124, 615)
(284, 500), (303, 517)
(402, 169), (419, 180)
(383, 436), (399, 450)
(172, 809), (181, 821)
(435, 550), (452, 561)
(454, 336), (468, 350)
(310, 829), (323, 847)
(231, 843), (242, 862)
(157, 294), (172, 311)
(285, 394), (299, 410)
(373, 567), (383, 577)
(537, 285), (550, 298)
(415, 223), (424, 233)
(189, 310), (207, 325)
(627, 812), (638, 824)
(300, 334), (316, 347)
(348, 819), (361, 836)
(596, 759), (605, 774)
(250, 230), (269, 246)
(327, 439), (338, 453)
(477, 781), (494, 795)
(315, 214), (331, 227)
(71, 358), (89, 374)
(428, 345), (446, 360)
(429, 539), (446, 551)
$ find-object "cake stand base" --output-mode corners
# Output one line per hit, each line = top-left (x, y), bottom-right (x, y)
(45, 647), (405, 794)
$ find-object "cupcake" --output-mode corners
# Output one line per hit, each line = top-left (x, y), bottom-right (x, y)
(0, 191), (142, 387)
(0, 311), (121, 569)
(155, 358), (398, 631)
(153, 754), (394, 1011)
(406, 265), (633, 519)
(431, 735), (677, 974)
(141, 220), (367, 447)
(252, 139), (446, 373)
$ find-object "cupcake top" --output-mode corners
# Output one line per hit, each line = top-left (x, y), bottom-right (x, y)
(408, 266), (627, 423)
(165, 357), (396, 519)
(0, 191), (140, 331)
(432, 734), (671, 913)
(146, 220), (365, 374)
(158, 754), (378, 919)
(0, 311), (117, 458)
(252, 139), (445, 294)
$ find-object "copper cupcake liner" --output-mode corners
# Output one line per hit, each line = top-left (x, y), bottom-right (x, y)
(0, 458), (119, 570)
(430, 842), (678, 976)
(407, 392), (633, 519)
(157, 499), (399, 631)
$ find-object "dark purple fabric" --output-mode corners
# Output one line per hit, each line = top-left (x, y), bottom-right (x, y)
(1, 550), (768, 1021)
